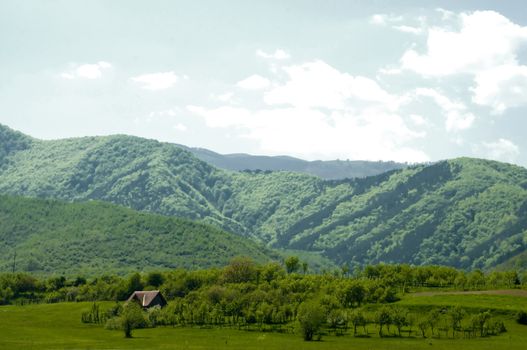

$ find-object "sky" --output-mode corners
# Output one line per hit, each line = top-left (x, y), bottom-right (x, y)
(1, 1), (527, 166)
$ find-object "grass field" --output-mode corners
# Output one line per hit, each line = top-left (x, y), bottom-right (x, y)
(398, 292), (527, 313)
(1, 293), (527, 349)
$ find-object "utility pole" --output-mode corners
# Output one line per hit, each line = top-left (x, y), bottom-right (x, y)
(12, 251), (16, 273)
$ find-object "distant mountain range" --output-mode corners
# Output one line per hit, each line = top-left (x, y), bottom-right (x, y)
(0, 123), (526, 272)
(179, 145), (407, 180)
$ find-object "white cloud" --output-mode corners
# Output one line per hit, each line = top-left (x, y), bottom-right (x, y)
(413, 88), (475, 131)
(392, 10), (527, 119)
(187, 58), (431, 162)
(211, 92), (234, 102)
(236, 74), (271, 90)
(187, 104), (427, 162)
(371, 14), (422, 35)
(400, 11), (527, 76)
(409, 114), (427, 126)
(60, 61), (112, 80)
(369, 14), (403, 26)
(393, 25), (422, 35)
(131, 71), (179, 90)
(264, 60), (398, 110)
(370, 14), (388, 25)
(436, 8), (455, 21)
(480, 138), (520, 163)
(256, 49), (290, 60)
(472, 64), (527, 114)
(378, 67), (403, 75)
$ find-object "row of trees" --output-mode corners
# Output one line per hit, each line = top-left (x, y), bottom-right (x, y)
(0, 259), (524, 306)
(82, 300), (507, 340)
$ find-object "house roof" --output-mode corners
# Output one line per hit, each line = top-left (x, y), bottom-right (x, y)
(127, 290), (165, 307)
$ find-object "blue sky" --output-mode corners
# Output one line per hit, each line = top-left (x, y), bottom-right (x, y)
(1, 0), (527, 165)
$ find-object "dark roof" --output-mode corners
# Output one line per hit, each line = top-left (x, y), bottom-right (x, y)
(127, 290), (166, 307)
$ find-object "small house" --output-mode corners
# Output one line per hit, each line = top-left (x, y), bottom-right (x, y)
(127, 290), (167, 308)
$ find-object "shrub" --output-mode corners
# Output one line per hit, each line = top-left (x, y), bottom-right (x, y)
(517, 311), (527, 325)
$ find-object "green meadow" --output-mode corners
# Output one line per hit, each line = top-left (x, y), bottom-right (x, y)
(1, 293), (527, 350)
(398, 293), (527, 313)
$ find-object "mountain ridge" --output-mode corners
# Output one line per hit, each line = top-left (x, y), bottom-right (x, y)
(178, 144), (407, 180)
(0, 124), (526, 271)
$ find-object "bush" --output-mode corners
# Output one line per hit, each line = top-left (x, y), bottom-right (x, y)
(297, 301), (325, 341)
(517, 311), (527, 325)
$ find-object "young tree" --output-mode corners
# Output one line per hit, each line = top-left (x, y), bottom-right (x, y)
(427, 309), (440, 336)
(297, 301), (325, 341)
(417, 317), (429, 338)
(449, 306), (465, 338)
(349, 309), (367, 336)
(376, 306), (392, 337)
(391, 306), (408, 337)
(121, 302), (145, 338)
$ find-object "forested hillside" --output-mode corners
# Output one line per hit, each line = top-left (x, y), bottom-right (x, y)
(0, 195), (276, 275)
(1, 124), (526, 270)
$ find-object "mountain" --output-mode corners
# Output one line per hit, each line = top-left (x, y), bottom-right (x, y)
(180, 145), (407, 180)
(0, 195), (276, 276)
(1, 124), (526, 271)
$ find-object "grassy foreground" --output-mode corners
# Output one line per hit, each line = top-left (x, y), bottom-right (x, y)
(1, 296), (527, 350)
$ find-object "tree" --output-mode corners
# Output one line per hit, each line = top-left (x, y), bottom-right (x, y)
(127, 273), (143, 295)
(146, 272), (164, 288)
(340, 281), (365, 308)
(349, 309), (367, 336)
(417, 317), (429, 338)
(222, 257), (257, 283)
(284, 256), (300, 274)
(471, 311), (491, 337)
(302, 262), (309, 274)
(391, 306), (408, 337)
(376, 306), (392, 337)
(449, 306), (465, 338)
(297, 301), (325, 341)
(121, 302), (145, 338)
(427, 309), (440, 336)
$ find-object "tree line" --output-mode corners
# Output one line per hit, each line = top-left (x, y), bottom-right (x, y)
(0, 259), (523, 306)
(1, 258), (525, 340)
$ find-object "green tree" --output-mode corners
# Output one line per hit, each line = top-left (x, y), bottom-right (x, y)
(284, 256), (300, 274)
(222, 257), (257, 283)
(146, 272), (164, 288)
(449, 306), (465, 338)
(349, 309), (367, 336)
(127, 273), (143, 295)
(376, 306), (392, 337)
(427, 309), (440, 336)
(297, 301), (325, 341)
(417, 317), (429, 338)
(121, 302), (145, 338)
(391, 306), (408, 337)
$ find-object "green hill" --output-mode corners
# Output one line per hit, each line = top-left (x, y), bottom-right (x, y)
(1, 124), (526, 270)
(0, 195), (276, 276)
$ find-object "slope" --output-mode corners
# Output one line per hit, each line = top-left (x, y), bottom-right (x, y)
(1, 124), (526, 270)
(0, 195), (276, 276)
